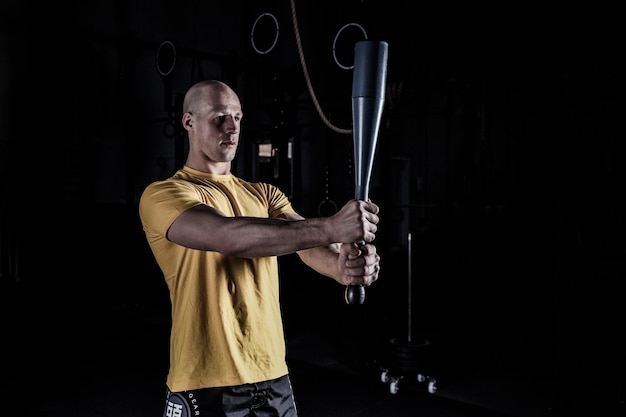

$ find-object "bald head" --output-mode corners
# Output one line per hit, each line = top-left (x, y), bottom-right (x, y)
(182, 80), (239, 115)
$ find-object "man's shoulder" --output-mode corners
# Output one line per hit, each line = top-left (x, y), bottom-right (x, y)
(139, 172), (197, 204)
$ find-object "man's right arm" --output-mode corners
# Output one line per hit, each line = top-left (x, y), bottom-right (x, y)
(166, 200), (379, 259)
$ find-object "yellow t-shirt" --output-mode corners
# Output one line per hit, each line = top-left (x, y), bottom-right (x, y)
(139, 166), (296, 391)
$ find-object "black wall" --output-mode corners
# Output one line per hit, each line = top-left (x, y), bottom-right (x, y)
(2, 0), (625, 407)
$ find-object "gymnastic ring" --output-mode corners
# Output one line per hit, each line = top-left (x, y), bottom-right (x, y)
(332, 23), (368, 70)
(317, 198), (338, 217)
(155, 40), (177, 76)
(251, 13), (279, 55)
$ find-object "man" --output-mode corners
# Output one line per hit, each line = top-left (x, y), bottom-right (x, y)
(139, 79), (381, 416)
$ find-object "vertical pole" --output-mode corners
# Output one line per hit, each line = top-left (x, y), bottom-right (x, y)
(407, 232), (412, 344)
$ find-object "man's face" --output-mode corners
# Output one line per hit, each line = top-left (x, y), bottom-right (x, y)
(194, 90), (243, 163)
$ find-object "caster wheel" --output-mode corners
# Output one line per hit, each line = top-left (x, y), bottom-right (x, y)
(428, 380), (438, 394)
(417, 373), (426, 383)
(381, 370), (389, 383)
(390, 380), (399, 394)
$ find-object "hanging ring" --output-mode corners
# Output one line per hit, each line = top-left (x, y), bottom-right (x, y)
(317, 198), (338, 217)
(251, 13), (279, 55)
(155, 40), (177, 76)
(332, 23), (368, 70)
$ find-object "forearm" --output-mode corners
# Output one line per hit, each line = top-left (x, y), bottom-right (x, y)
(219, 217), (336, 257)
(167, 205), (336, 257)
(296, 244), (342, 281)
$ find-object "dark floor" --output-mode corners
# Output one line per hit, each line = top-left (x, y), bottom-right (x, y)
(4, 280), (624, 417)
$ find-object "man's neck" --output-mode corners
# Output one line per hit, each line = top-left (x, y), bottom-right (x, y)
(185, 159), (231, 175)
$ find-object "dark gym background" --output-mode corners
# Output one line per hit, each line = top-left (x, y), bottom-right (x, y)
(1, 1), (624, 416)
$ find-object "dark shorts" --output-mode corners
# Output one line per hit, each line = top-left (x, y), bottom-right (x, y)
(163, 374), (298, 417)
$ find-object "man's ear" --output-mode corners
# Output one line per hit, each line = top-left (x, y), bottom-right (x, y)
(182, 113), (193, 130)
